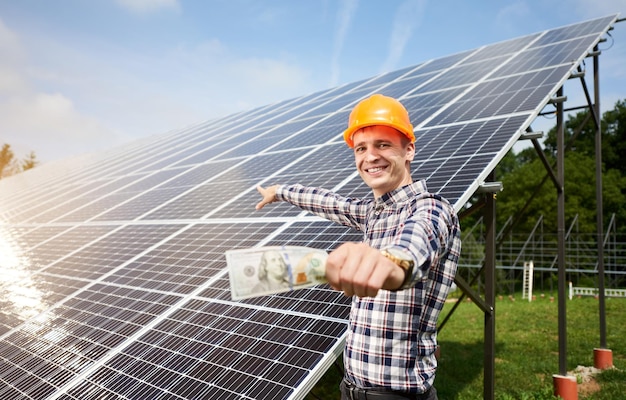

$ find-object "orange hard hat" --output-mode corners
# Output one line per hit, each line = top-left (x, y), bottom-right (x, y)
(343, 94), (414, 148)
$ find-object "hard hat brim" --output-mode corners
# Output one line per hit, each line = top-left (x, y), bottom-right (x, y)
(343, 121), (415, 148)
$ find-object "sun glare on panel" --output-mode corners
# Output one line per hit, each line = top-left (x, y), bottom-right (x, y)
(0, 227), (47, 323)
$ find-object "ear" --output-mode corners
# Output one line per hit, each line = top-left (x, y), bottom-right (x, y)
(405, 142), (415, 162)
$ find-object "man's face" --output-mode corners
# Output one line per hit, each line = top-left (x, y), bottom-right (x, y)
(264, 251), (286, 279)
(352, 125), (415, 198)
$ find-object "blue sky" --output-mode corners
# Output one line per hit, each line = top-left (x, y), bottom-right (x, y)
(0, 0), (624, 163)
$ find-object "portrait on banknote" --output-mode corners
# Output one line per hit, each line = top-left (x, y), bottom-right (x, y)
(227, 246), (328, 300)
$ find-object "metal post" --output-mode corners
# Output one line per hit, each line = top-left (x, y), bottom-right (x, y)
(556, 87), (567, 376)
(593, 46), (607, 349)
(484, 173), (496, 400)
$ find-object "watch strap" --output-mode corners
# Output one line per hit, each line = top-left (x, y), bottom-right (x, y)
(381, 249), (414, 288)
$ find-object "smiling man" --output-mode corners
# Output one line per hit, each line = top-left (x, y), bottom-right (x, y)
(256, 94), (461, 400)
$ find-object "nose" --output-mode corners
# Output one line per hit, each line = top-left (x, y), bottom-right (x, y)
(363, 146), (380, 162)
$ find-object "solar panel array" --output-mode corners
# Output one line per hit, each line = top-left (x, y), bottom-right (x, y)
(0, 15), (618, 400)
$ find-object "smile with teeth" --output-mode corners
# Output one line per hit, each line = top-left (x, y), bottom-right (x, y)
(366, 166), (387, 173)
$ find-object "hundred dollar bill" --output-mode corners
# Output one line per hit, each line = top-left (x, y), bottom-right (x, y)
(227, 246), (328, 300)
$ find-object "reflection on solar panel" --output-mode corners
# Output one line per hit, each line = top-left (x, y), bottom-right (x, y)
(0, 15), (618, 399)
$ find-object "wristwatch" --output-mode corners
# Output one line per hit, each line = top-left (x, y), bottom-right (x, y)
(380, 248), (415, 288)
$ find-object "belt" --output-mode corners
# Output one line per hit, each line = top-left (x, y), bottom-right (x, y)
(341, 379), (433, 400)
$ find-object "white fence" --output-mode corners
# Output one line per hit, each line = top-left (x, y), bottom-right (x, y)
(568, 282), (626, 299)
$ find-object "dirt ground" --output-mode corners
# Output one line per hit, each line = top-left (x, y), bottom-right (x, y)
(572, 365), (602, 397)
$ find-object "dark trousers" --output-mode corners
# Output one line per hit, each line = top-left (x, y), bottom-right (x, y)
(340, 378), (438, 400)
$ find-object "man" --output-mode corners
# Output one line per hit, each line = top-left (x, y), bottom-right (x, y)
(256, 94), (461, 400)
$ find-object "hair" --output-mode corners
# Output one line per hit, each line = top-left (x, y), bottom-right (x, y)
(400, 134), (412, 148)
(257, 251), (287, 280)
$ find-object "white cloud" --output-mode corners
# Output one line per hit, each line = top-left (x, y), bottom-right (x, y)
(380, 0), (427, 74)
(3, 93), (107, 138)
(115, 0), (181, 14)
(0, 18), (28, 94)
(233, 57), (312, 92)
(0, 92), (118, 162)
(0, 66), (27, 95)
(0, 18), (22, 61)
(330, 0), (358, 86)
(0, 18), (119, 162)
(0, 6), (317, 163)
(171, 39), (314, 111)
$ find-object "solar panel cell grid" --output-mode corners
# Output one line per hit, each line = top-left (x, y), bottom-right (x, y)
(539, 15), (615, 46)
(324, 78), (376, 97)
(366, 65), (420, 86)
(270, 124), (343, 150)
(2, 180), (100, 221)
(167, 148), (224, 167)
(40, 224), (184, 278)
(25, 178), (144, 224)
(211, 149), (309, 183)
(0, 286), (182, 398)
(76, 304), (329, 398)
(113, 169), (187, 194)
(252, 105), (318, 128)
(144, 185), (246, 219)
(92, 188), (187, 221)
(297, 92), (366, 117)
(415, 50), (474, 75)
(466, 34), (542, 63)
(268, 117), (327, 137)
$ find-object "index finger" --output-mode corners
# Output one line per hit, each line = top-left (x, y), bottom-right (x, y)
(255, 185), (276, 210)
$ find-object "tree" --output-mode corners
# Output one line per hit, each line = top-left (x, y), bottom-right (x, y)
(495, 99), (626, 234)
(0, 143), (17, 178)
(543, 99), (626, 175)
(497, 150), (626, 232)
(21, 151), (38, 172)
(602, 99), (626, 176)
(0, 143), (39, 179)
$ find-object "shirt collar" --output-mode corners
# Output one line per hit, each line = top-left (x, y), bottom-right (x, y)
(375, 179), (428, 207)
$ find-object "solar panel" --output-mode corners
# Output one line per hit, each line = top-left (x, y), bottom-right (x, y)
(0, 14), (619, 400)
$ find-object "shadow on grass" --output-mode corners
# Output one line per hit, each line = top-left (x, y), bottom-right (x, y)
(435, 339), (499, 399)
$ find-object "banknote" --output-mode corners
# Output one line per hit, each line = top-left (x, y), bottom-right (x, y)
(227, 246), (328, 300)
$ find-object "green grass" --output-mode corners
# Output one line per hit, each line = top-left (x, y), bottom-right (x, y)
(305, 294), (625, 400)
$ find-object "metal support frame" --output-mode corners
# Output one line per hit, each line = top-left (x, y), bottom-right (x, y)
(483, 173), (497, 400)
(593, 46), (608, 350)
(433, 22), (622, 399)
(440, 180), (500, 400)
(555, 86), (568, 376)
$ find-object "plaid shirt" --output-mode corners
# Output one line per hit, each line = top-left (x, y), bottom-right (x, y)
(276, 179), (461, 393)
